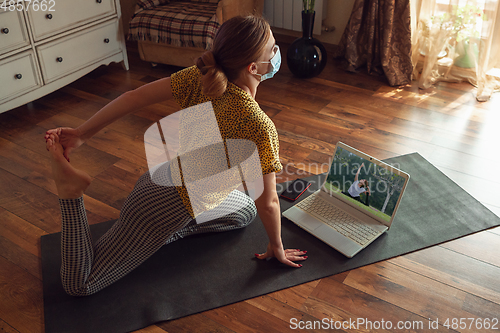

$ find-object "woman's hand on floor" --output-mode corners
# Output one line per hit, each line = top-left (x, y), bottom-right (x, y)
(45, 127), (84, 162)
(255, 242), (307, 268)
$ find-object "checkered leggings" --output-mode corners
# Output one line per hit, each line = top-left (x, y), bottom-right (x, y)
(59, 162), (257, 296)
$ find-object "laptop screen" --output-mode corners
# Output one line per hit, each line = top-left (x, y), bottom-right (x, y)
(323, 142), (410, 227)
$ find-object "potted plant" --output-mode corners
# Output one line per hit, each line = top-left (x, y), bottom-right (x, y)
(303, 0), (315, 14)
(286, 0), (327, 78)
(435, 4), (484, 67)
(449, 3), (483, 68)
(449, 4), (483, 43)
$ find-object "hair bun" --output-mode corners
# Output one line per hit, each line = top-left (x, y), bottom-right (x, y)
(196, 51), (217, 74)
(196, 51), (228, 97)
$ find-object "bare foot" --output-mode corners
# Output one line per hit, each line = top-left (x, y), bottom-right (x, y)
(46, 133), (91, 199)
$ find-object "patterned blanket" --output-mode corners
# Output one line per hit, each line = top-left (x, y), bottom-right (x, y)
(128, 1), (220, 49)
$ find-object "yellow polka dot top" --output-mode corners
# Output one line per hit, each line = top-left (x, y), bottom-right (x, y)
(170, 65), (283, 218)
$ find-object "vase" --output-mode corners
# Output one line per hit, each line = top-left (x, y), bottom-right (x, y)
(286, 11), (327, 78)
(453, 39), (479, 68)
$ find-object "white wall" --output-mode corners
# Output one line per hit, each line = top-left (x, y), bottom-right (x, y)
(270, 0), (356, 45)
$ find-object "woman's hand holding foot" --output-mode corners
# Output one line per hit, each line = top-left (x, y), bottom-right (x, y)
(46, 133), (91, 199)
(45, 127), (85, 162)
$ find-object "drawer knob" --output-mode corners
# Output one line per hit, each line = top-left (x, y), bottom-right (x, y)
(96, 0), (102, 3)
(46, 14), (53, 19)
(56, 57), (63, 63)
(1, 28), (9, 34)
(104, 38), (110, 43)
(15, 74), (23, 80)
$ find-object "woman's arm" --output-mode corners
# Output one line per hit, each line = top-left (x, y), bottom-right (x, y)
(46, 77), (173, 159)
(254, 173), (307, 267)
(354, 163), (364, 182)
(78, 77), (173, 140)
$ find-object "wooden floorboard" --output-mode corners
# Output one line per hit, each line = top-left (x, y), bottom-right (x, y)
(0, 40), (499, 332)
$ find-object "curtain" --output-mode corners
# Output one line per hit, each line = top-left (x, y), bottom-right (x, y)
(411, 0), (500, 101)
(334, 0), (413, 86)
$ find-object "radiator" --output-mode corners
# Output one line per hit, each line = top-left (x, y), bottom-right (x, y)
(263, 0), (327, 35)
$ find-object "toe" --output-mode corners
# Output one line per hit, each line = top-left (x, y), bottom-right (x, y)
(52, 132), (60, 143)
(46, 138), (51, 151)
(48, 138), (65, 160)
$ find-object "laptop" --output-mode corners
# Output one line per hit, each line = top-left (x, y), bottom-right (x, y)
(282, 142), (410, 258)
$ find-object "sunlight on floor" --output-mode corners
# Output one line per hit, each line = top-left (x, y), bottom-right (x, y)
(479, 108), (500, 151)
(439, 93), (474, 114)
(374, 87), (438, 105)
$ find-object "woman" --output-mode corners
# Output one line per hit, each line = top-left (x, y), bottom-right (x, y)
(342, 163), (371, 206)
(45, 16), (307, 297)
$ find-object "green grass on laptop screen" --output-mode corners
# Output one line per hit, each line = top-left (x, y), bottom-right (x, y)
(325, 147), (406, 223)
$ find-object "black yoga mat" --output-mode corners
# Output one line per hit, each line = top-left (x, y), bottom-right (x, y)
(41, 153), (500, 333)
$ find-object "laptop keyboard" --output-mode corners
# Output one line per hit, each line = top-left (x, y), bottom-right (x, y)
(296, 195), (380, 246)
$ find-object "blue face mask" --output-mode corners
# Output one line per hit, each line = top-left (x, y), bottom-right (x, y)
(256, 45), (281, 82)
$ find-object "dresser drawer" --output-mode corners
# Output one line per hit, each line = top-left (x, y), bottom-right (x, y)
(27, 0), (116, 40)
(0, 51), (41, 102)
(37, 20), (121, 83)
(0, 11), (30, 56)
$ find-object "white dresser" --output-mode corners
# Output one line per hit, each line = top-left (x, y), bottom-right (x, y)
(0, 0), (129, 113)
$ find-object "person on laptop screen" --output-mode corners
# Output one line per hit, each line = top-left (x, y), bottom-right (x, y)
(326, 148), (405, 223)
(342, 163), (371, 206)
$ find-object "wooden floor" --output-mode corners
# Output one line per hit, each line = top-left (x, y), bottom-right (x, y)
(1, 40), (499, 333)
